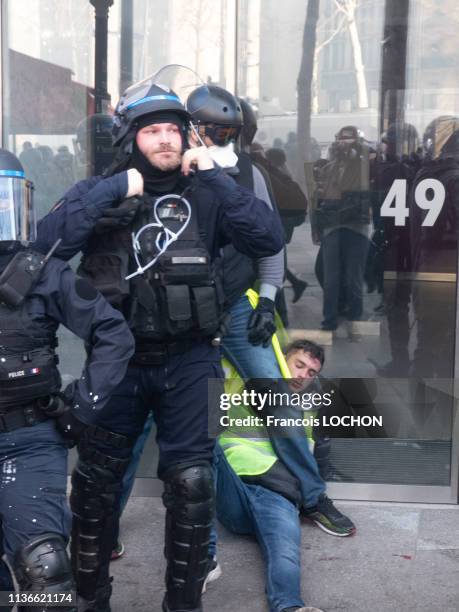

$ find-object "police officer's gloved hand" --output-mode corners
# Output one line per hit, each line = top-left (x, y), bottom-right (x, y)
(55, 410), (88, 446)
(94, 197), (141, 234)
(40, 395), (87, 446)
(247, 297), (276, 348)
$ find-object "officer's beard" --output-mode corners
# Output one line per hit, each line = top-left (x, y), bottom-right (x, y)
(131, 142), (183, 195)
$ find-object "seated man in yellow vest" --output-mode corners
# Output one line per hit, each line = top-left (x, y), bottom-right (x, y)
(216, 339), (355, 612)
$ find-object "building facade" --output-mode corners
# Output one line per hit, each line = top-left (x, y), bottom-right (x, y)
(2, 0), (459, 503)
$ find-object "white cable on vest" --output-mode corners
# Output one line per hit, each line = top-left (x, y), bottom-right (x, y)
(125, 193), (192, 280)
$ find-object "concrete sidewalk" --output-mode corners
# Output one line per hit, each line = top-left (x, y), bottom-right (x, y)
(110, 497), (459, 612)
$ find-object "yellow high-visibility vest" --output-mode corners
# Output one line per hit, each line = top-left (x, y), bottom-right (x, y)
(219, 289), (315, 477)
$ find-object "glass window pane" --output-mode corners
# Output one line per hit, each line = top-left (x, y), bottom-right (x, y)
(236, 0), (459, 489)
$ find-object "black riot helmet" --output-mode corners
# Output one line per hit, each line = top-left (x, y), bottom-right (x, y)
(440, 129), (459, 160)
(112, 81), (190, 148)
(0, 149), (35, 248)
(423, 116), (459, 160)
(381, 122), (419, 158)
(238, 98), (258, 150)
(187, 85), (243, 146)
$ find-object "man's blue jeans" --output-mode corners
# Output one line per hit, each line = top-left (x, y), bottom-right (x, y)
(222, 295), (281, 380)
(322, 227), (369, 327)
(215, 445), (305, 612)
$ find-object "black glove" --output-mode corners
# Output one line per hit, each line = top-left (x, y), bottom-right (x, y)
(55, 410), (88, 447)
(94, 197), (141, 234)
(247, 297), (276, 348)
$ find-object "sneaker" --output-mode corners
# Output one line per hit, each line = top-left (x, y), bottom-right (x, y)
(202, 555), (222, 593)
(302, 494), (356, 537)
(110, 541), (125, 561)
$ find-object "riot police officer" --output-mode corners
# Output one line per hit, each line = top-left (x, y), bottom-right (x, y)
(35, 76), (284, 612)
(186, 85), (284, 358)
(0, 149), (134, 611)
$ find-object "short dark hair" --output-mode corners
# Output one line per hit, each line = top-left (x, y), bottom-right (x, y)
(285, 339), (325, 367)
(266, 147), (287, 166)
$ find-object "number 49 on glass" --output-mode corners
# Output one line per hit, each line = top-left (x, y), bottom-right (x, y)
(380, 178), (445, 227)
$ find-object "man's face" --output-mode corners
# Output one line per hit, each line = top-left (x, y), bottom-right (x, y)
(286, 350), (322, 393)
(135, 122), (182, 171)
(189, 125), (214, 148)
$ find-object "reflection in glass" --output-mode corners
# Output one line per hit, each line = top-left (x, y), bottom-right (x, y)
(236, 0), (459, 489)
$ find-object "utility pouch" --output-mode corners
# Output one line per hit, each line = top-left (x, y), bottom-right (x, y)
(192, 286), (219, 335)
(158, 248), (211, 284)
(0, 241), (61, 307)
(0, 250), (47, 307)
(79, 250), (130, 308)
(166, 285), (192, 322)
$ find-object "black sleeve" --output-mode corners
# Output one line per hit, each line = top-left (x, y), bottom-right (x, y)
(35, 173), (128, 261)
(197, 167), (285, 257)
(40, 260), (135, 424)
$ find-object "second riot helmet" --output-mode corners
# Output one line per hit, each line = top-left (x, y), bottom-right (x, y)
(187, 85), (243, 146)
(238, 98), (258, 149)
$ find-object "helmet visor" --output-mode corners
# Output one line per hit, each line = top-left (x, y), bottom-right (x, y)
(118, 65), (208, 115)
(0, 175), (35, 242)
(203, 125), (241, 146)
(154, 65), (208, 112)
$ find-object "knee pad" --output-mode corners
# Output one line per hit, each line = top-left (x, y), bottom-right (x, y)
(162, 461), (214, 524)
(13, 533), (76, 611)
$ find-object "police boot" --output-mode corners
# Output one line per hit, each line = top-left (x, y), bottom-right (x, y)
(70, 444), (130, 612)
(13, 533), (77, 612)
(162, 462), (214, 612)
(76, 580), (112, 612)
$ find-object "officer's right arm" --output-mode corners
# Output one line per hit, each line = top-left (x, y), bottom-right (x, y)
(35, 172), (129, 261)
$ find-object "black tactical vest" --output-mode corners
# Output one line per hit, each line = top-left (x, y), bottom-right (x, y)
(78, 191), (225, 345)
(0, 255), (60, 411)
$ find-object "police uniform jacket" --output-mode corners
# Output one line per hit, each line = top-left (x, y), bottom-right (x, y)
(0, 251), (135, 425)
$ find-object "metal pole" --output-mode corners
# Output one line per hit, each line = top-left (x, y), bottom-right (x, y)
(0, 0), (7, 148)
(120, 0), (133, 93)
(234, 0), (239, 96)
(90, 0), (114, 114)
(379, 0), (410, 135)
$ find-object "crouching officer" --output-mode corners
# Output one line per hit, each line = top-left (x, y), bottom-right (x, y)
(0, 149), (134, 611)
(35, 73), (284, 612)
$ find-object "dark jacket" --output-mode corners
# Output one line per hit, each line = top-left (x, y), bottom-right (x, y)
(35, 167), (284, 265)
(409, 157), (459, 275)
(0, 251), (134, 425)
